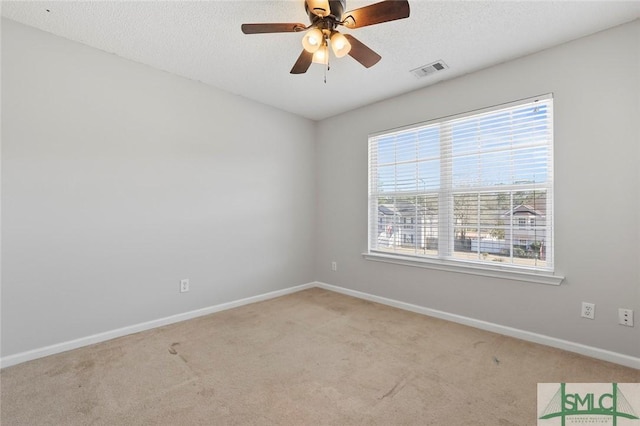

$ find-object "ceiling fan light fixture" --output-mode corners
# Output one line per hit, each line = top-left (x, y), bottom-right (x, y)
(330, 32), (351, 58)
(302, 28), (324, 53)
(312, 44), (329, 65)
(241, 0), (411, 75)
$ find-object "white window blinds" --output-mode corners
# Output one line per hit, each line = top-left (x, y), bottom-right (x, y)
(368, 94), (554, 271)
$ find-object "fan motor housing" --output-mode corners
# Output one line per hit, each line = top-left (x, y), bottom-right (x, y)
(306, 0), (346, 23)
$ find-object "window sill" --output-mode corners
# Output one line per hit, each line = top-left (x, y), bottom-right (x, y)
(362, 252), (564, 286)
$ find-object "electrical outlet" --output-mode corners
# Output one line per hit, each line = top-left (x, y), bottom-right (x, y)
(581, 302), (595, 319)
(618, 308), (634, 327)
(180, 279), (190, 293)
(331, 261), (337, 271)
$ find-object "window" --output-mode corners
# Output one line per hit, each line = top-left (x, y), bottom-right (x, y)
(367, 95), (554, 274)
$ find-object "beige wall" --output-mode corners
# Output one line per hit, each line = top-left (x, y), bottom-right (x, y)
(314, 20), (640, 358)
(1, 19), (316, 357)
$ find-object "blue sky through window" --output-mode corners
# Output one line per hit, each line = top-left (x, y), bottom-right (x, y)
(373, 103), (550, 192)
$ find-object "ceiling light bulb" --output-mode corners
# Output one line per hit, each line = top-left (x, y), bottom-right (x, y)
(312, 45), (329, 65)
(330, 32), (351, 58)
(302, 28), (324, 53)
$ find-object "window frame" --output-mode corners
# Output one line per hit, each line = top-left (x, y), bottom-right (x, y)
(364, 94), (564, 285)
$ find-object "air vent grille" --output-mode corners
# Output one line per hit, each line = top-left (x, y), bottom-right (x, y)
(411, 60), (448, 78)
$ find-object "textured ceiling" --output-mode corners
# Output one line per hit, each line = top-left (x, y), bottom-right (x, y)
(2, 1), (639, 121)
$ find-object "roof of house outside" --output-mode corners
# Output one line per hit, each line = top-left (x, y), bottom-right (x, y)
(503, 204), (545, 217)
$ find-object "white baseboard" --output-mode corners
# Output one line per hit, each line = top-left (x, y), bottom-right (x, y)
(0, 282), (315, 369)
(3, 281), (638, 370)
(314, 282), (640, 370)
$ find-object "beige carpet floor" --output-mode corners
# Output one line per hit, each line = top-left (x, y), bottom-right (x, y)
(1, 288), (638, 425)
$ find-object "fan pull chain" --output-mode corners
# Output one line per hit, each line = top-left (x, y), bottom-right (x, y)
(324, 58), (330, 84)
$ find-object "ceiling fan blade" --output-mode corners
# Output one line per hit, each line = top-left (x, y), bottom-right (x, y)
(343, 34), (381, 68)
(290, 50), (314, 74)
(342, 0), (410, 29)
(241, 23), (306, 34)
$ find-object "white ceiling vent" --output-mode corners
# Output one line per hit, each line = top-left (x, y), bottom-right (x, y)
(410, 60), (448, 78)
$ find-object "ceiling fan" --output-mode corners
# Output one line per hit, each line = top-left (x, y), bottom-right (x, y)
(241, 0), (410, 74)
